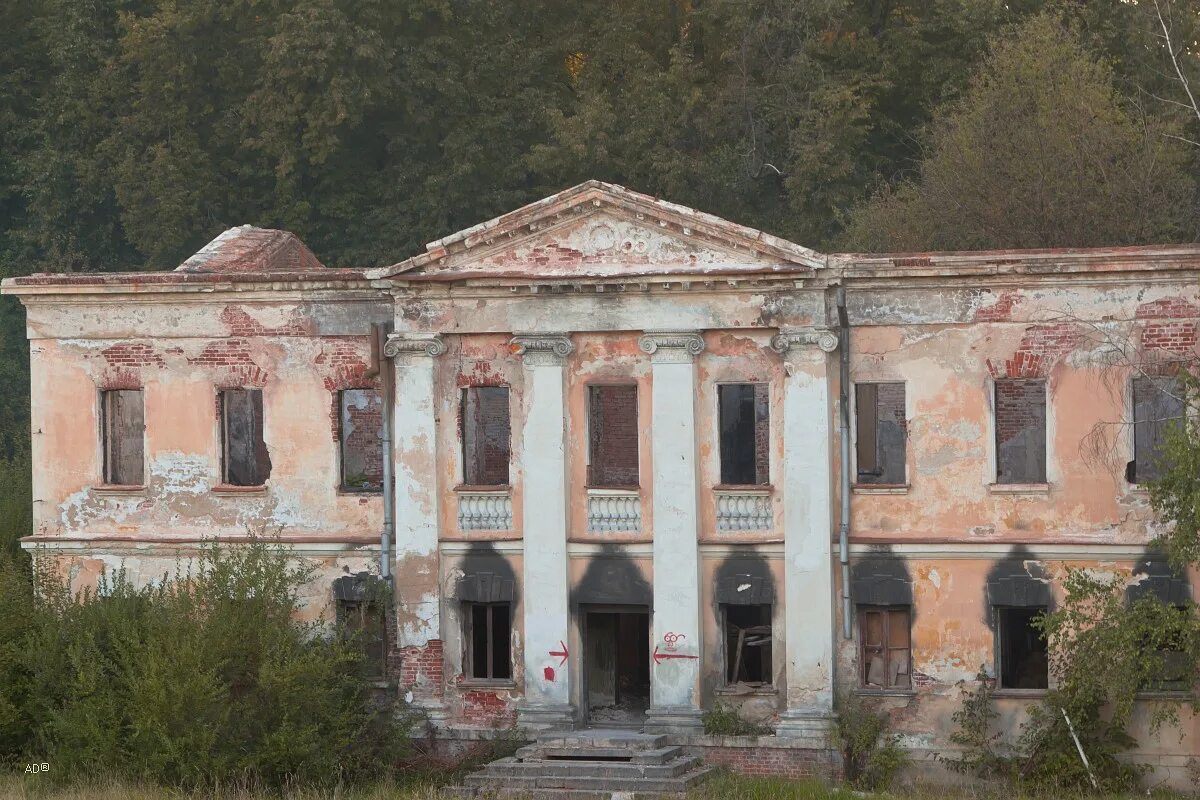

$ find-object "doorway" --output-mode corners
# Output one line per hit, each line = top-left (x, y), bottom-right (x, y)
(583, 606), (650, 726)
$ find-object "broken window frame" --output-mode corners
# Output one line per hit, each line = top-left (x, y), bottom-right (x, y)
(993, 379), (1048, 485)
(460, 386), (512, 487)
(857, 605), (912, 691)
(338, 388), (384, 493)
(717, 383), (770, 487)
(100, 389), (145, 486)
(854, 382), (907, 486)
(336, 597), (387, 678)
(721, 604), (773, 687)
(994, 606), (1049, 690)
(1129, 376), (1184, 486)
(586, 383), (640, 488)
(464, 601), (513, 683)
(218, 388), (270, 487)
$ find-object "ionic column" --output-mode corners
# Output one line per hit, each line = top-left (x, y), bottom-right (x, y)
(385, 333), (447, 709)
(640, 331), (705, 734)
(771, 328), (839, 743)
(511, 333), (576, 731)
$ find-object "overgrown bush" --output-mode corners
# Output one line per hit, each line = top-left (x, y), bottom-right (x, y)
(700, 703), (771, 737)
(943, 668), (1013, 780)
(0, 535), (413, 787)
(833, 692), (908, 791)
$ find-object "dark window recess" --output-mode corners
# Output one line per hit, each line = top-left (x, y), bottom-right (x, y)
(1130, 377), (1184, 484)
(220, 388), (271, 486)
(859, 606), (912, 689)
(724, 604), (772, 685)
(336, 598), (387, 677)
(996, 607), (1049, 689)
(855, 383), (906, 484)
(995, 380), (1046, 484)
(718, 383), (770, 485)
(1142, 606), (1192, 692)
(467, 602), (512, 680)
(588, 385), (639, 487)
(101, 389), (145, 485)
(340, 389), (383, 491)
(462, 387), (511, 486)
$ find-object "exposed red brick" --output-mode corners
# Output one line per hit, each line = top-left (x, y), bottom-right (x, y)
(987, 322), (1080, 379)
(101, 342), (165, 368)
(394, 639), (444, 700)
(691, 745), (840, 780)
(220, 305), (312, 337)
(176, 226), (324, 274)
(1135, 297), (1199, 320)
(973, 289), (1021, 322)
(461, 690), (515, 727)
(96, 369), (143, 391)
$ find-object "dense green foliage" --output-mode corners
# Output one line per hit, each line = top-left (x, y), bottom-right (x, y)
(0, 538), (410, 787)
(833, 692), (909, 791)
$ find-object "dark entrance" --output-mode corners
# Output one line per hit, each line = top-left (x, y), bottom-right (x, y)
(583, 607), (650, 726)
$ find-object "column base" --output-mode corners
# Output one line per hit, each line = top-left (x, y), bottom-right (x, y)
(775, 709), (835, 748)
(644, 705), (704, 735)
(516, 703), (577, 733)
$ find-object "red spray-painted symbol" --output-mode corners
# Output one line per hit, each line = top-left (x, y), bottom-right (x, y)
(653, 645), (699, 665)
(543, 667), (556, 681)
(548, 640), (569, 666)
(653, 633), (698, 665)
(663, 632), (685, 651)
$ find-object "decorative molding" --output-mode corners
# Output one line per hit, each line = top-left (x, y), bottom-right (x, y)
(770, 327), (839, 354)
(510, 333), (574, 366)
(586, 489), (642, 533)
(638, 330), (705, 363)
(457, 491), (513, 532)
(384, 333), (446, 358)
(715, 489), (773, 532)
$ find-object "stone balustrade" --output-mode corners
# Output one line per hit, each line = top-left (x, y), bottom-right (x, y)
(715, 489), (773, 532)
(586, 489), (642, 533)
(457, 490), (513, 531)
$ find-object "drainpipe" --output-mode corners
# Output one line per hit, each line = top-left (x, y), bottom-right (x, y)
(837, 286), (852, 639)
(365, 323), (394, 582)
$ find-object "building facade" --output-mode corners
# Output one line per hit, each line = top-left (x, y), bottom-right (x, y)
(4, 182), (1198, 782)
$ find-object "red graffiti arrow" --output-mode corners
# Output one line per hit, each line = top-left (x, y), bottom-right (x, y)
(549, 640), (569, 666)
(653, 645), (699, 665)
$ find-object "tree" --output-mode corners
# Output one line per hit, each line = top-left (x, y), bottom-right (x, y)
(839, 13), (1198, 252)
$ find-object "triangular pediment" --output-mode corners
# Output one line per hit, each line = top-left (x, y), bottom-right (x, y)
(369, 181), (826, 281)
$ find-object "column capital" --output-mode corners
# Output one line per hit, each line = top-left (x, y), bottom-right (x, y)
(384, 333), (446, 359)
(638, 330), (705, 363)
(770, 327), (839, 354)
(510, 333), (574, 366)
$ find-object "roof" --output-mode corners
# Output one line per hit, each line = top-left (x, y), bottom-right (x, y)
(176, 226), (324, 274)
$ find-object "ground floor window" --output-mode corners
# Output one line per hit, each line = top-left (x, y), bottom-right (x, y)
(859, 606), (912, 690)
(995, 606), (1048, 689)
(466, 602), (512, 681)
(335, 598), (386, 677)
(723, 604), (772, 686)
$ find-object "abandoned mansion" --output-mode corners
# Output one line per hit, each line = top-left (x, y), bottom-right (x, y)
(3, 181), (1198, 782)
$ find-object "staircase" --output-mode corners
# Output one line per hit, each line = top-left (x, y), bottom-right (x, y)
(453, 729), (714, 799)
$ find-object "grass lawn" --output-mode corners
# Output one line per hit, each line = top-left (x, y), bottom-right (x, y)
(0, 770), (1191, 800)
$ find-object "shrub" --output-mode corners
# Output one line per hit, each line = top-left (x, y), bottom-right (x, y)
(700, 703), (771, 737)
(943, 667), (1013, 779)
(0, 535), (413, 787)
(833, 692), (908, 791)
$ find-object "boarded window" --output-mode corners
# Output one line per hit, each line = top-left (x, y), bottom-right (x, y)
(101, 389), (144, 486)
(718, 384), (769, 485)
(995, 380), (1046, 484)
(336, 598), (387, 677)
(996, 606), (1048, 689)
(588, 385), (639, 487)
(855, 383), (906, 485)
(462, 387), (511, 486)
(859, 606), (911, 690)
(466, 602), (512, 680)
(219, 388), (270, 486)
(724, 604), (772, 685)
(340, 389), (383, 491)
(1131, 376), (1184, 484)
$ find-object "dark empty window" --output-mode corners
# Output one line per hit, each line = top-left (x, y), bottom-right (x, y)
(995, 380), (1046, 484)
(219, 388), (270, 486)
(340, 389), (383, 491)
(466, 602), (512, 681)
(859, 606), (912, 689)
(724, 604), (772, 685)
(855, 383), (906, 485)
(996, 607), (1048, 689)
(336, 598), (386, 677)
(588, 385), (639, 487)
(462, 387), (511, 486)
(101, 389), (144, 486)
(1131, 377), (1184, 485)
(718, 384), (769, 485)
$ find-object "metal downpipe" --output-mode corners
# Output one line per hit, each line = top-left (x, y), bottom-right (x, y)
(837, 287), (852, 639)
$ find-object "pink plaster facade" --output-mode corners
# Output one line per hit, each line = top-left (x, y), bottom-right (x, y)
(4, 182), (1199, 785)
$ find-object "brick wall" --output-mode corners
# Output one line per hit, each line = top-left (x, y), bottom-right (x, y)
(588, 384), (639, 486)
(995, 379), (1046, 483)
(463, 387), (511, 486)
(681, 740), (840, 780)
(393, 639), (444, 701)
(340, 389), (384, 490)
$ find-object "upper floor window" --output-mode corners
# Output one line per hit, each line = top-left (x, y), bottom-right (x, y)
(718, 383), (769, 486)
(339, 389), (383, 492)
(995, 379), (1046, 484)
(101, 389), (144, 486)
(1130, 376), (1183, 485)
(855, 383), (906, 485)
(587, 385), (639, 487)
(461, 386), (511, 486)
(219, 388), (270, 487)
